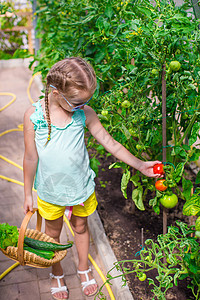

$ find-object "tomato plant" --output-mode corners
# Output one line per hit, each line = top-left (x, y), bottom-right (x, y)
(97, 221), (200, 300)
(160, 194), (178, 209)
(32, 0), (200, 228)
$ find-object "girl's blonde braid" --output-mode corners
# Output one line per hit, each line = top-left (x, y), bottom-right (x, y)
(44, 83), (51, 146)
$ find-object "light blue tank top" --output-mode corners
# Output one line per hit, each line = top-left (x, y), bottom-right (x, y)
(30, 100), (96, 206)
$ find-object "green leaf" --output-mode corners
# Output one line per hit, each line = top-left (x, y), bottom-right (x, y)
(90, 157), (101, 177)
(94, 50), (106, 64)
(137, 6), (152, 18)
(130, 174), (140, 187)
(121, 124), (131, 140)
(153, 204), (160, 215)
(195, 216), (200, 231)
(121, 170), (131, 199)
(182, 178), (193, 201)
(149, 196), (157, 207)
(109, 161), (127, 170)
(173, 146), (187, 159)
(189, 122), (200, 146)
(195, 171), (200, 185)
(105, 5), (114, 19)
(188, 260), (198, 274)
(0, 223), (19, 249)
(132, 186), (145, 211)
(173, 162), (185, 183)
(96, 16), (105, 31)
(183, 194), (200, 216)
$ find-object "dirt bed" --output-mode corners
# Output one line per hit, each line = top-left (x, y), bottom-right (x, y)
(93, 154), (196, 300)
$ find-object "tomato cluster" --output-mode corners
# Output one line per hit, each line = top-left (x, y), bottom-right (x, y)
(153, 163), (178, 209)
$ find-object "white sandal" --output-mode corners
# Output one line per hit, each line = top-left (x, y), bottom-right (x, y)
(77, 267), (98, 297)
(50, 273), (69, 300)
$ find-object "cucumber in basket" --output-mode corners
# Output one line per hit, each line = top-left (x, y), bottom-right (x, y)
(24, 237), (73, 251)
(23, 246), (55, 260)
(0, 222), (73, 252)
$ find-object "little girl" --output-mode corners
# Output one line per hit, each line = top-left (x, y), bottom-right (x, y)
(23, 57), (161, 299)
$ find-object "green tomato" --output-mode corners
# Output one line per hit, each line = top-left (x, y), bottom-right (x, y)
(138, 273), (146, 281)
(195, 231), (200, 238)
(169, 61), (181, 71)
(166, 257), (171, 264)
(145, 255), (153, 262)
(160, 194), (178, 209)
(136, 144), (143, 150)
(151, 68), (159, 75)
(101, 110), (108, 116)
(128, 128), (135, 136)
(121, 100), (131, 108)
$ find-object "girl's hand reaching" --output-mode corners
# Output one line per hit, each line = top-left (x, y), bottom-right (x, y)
(138, 161), (163, 178)
(24, 195), (33, 214)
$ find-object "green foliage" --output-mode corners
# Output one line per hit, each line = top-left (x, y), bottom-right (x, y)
(90, 157), (101, 177)
(0, 223), (19, 249)
(33, 0), (200, 216)
(95, 221), (200, 300)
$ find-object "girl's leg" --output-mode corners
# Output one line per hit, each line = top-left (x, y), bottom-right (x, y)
(45, 216), (68, 299)
(70, 214), (98, 296)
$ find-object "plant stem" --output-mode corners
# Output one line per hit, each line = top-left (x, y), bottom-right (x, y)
(177, 111), (198, 146)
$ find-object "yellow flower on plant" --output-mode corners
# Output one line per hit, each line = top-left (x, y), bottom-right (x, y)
(130, 31), (138, 36)
(138, 27), (143, 34)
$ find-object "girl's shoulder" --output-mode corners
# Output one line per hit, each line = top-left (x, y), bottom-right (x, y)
(83, 105), (98, 127)
(24, 104), (36, 119)
(27, 99), (46, 129)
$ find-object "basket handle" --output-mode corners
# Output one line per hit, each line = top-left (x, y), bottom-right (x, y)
(17, 208), (42, 265)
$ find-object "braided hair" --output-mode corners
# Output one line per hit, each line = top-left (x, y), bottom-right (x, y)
(44, 57), (97, 146)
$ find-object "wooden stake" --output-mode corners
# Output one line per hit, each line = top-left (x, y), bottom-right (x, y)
(162, 64), (167, 235)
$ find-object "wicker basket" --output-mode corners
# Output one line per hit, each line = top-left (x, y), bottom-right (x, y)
(0, 208), (68, 268)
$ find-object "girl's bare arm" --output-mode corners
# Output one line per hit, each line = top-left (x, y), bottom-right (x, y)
(23, 106), (38, 213)
(84, 106), (161, 178)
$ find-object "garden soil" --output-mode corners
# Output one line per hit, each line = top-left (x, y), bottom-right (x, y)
(93, 153), (197, 300)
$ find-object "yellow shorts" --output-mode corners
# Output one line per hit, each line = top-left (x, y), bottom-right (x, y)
(37, 191), (98, 221)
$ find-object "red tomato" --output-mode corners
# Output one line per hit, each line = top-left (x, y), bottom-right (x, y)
(155, 179), (167, 191)
(153, 163), (164, 175)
